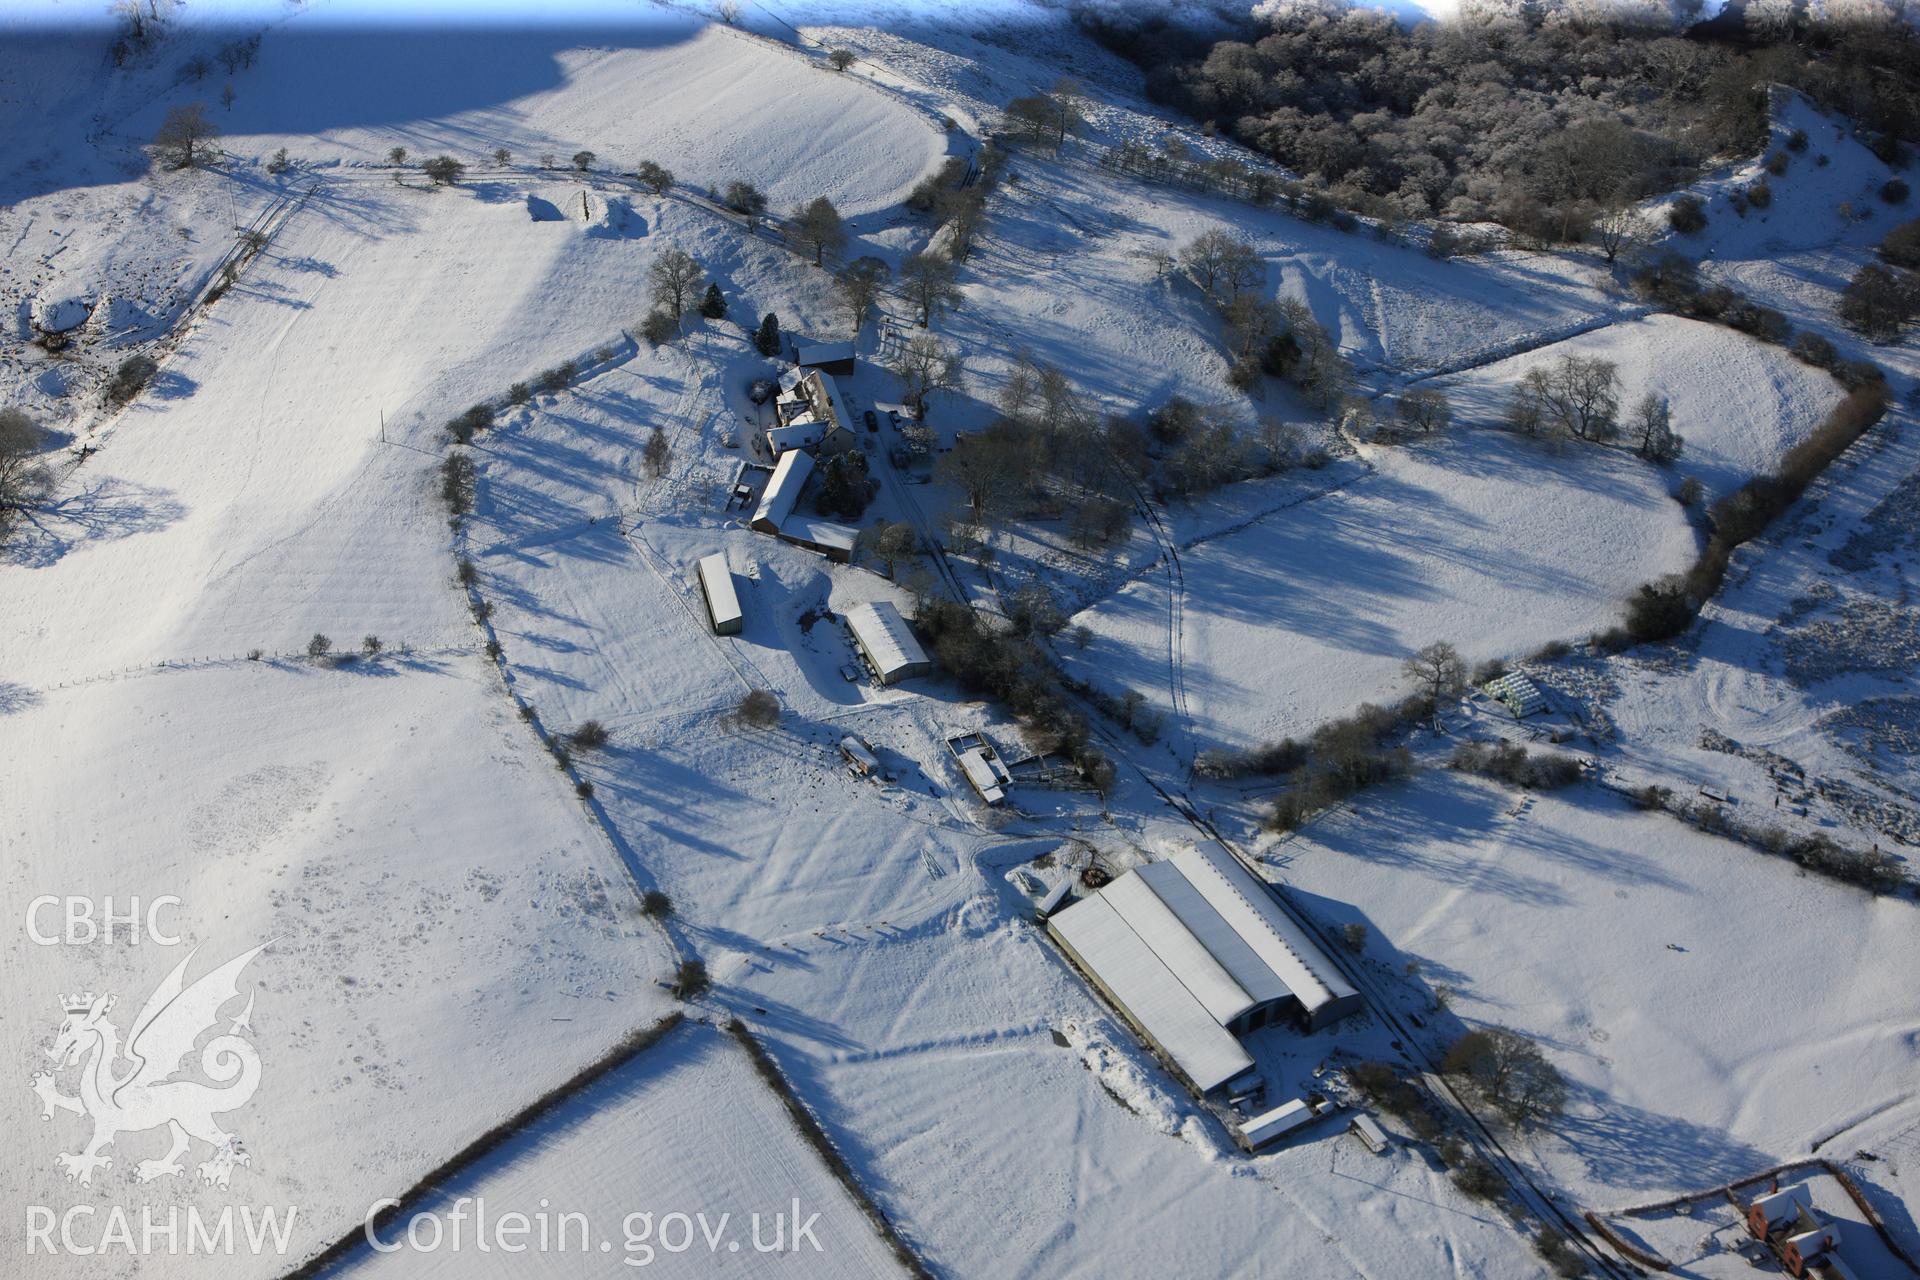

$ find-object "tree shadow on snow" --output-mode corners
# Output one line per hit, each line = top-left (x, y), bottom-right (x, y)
(2, 477), (186, 570)
(1551, 1079), (1773, 1194)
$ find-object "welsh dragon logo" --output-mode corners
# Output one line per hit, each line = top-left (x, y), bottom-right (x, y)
(31, 941), (271, 1190)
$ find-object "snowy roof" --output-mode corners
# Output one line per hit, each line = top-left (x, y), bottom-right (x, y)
(955, 748), (1006, 804)
(1752, 1186), (1814, 1225)
(806, 369), (847, 432)
(1350, 1113), (1389, 1152)
(1135, 860), (1293, 1009)
(696, 553), (741, 629)
(1238, 1098), (1313, 1148)
(1166, 845), (1360, 1024)
(766, 418), (826, 453)
(796, 341), (854, 366)
(1104, 871), (1257, 1025)
(751, 449), (813, 532)
(783, 518), (857, 554)
(845, 601), (928, 679)
(1049, 894), (1255, 1094)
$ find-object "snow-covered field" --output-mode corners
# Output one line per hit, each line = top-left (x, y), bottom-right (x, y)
(1434, 314), (1844, 502)
(1254, 768), (1920, 1208)
(342, 1020), (908, 1278)
(1061, 428), (1698, 753)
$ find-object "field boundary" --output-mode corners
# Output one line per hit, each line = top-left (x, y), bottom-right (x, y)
(279, 1011), (685, 1279)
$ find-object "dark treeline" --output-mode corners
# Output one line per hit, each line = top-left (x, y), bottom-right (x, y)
(1078, 3), (1920, 236)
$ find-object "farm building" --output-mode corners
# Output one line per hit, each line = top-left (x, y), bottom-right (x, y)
(947, 731), (1012, 805)
(751, 450), (812, 534)
(780, 518), (857, 564)
(1047, 845), (1363, 1098)
(845, 601), (930, 685)
(1745, 1184), (1858, 1279)
(796, 340), (856, 375)
(696, 553), (743, 635)
(1236, 1098), (1315, 1151)
(1485, 672), (1548, 718)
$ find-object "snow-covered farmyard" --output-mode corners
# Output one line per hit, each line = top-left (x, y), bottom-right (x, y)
(4, 1), (1918, 1277)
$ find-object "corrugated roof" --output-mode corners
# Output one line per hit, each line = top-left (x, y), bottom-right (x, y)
(845, 601), (928, 679)
(1050, 895), (1254, 1094)
(750, 449), (812, 532)
(1105, 872), (1255, 1025)
(1168, 846), (1358, 1021)
(1135, 861), (1292, 1009)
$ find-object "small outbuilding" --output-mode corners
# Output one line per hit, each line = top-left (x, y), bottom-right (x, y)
(845, 601), (930, 685)
(696, 553), (743, 636)
(779, 518), (857, 565)
(796, 341), (856, 375)
(1349, 1113), (1389, 1155)
(1484, 672), (1548, 718)
(1236, 1099), (1314, 1151)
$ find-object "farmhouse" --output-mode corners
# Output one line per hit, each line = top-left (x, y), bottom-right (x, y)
(845, 601), (930, 685)
(1048, 845), (1363, 1098)
(796, 340), (856, 375)
(767, 368), (855, 458)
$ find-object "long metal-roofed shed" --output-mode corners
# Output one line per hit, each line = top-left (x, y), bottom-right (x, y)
(844, 601), (930, 685)
(750, 449), (812, 534)
(1046, 844), (1362, 1098)
(696, 553), (742, 635)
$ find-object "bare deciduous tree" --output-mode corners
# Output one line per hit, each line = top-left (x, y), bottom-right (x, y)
(643, 425), (671, 478)
(1443, 1028), (1568, 1129)
(1633, 393), (1683, 462)
(899, 252), (962, 327)
(1395, 387), (1452, 434)
(151, 103), (218, 169)
(791, 196), (846, 266)
(834, 256), (891, 330)
(889, 332), (962, 417)
(1179, 229), (1261, 302)
(722, 181), (768, 232)
(648, 248), (703, 320)
(1402, 641), (1466, 724)
(0, 408), (53, 535)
